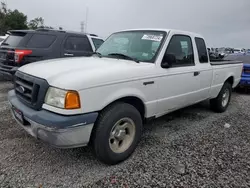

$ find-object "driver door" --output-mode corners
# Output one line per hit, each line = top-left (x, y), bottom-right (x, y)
(156, 34), (200, 116)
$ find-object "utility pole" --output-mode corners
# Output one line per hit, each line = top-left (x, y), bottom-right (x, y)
(80, 21), (84, 33)
(85, 7), (89, 33)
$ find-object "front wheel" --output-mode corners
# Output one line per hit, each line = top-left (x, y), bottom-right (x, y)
(210, 82), (232, 113)
(92, 102), (143, 165)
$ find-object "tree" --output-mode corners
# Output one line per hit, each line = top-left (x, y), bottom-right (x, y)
(4, 10), (28, 30)
(0, 2), (28, 34)
(28, 17), (44, 29)
(0, 2), (57, 34)
(28, 17), (57, 30)
(0, 2), (6, 34)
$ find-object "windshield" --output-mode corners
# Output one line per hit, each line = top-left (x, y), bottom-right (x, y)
(96, 30), (166, 63)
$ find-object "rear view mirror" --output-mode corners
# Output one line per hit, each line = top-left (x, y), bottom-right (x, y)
(161, 54), (176, 68)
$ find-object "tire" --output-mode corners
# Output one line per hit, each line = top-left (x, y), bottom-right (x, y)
(210, 82), (232, 113)
(92, 102), (143, 165)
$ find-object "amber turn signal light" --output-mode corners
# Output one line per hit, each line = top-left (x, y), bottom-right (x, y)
(65, 91), (81, 109)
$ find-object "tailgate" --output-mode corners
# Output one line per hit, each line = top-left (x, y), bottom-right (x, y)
(242, 64), (250, 77)
(0, 31), (27, 66)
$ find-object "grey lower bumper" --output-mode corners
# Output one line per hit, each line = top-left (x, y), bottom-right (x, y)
(14, 116), (94, 148)
(8, 90), (98, 148)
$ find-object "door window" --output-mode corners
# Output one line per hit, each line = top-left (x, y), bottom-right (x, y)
(165, 35), (194, 67)
(64, 36), (92, 52)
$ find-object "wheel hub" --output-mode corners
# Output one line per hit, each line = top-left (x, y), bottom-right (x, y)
(222, 89), (229, 107)
(114, 129), (126, 140)
(109, 117), (136, 153)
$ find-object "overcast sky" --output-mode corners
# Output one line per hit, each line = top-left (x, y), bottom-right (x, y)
(5, 0), (250, 48)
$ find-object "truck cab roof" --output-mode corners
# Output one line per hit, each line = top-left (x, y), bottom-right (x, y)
(118, 28), (204, 38)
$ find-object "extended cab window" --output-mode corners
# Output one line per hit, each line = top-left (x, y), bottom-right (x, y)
(195, 37), (208, 63)
(27, 34), (56, 48)
(92, 38), (104, 49)
(64, 36), (92, 52)
(165, 35), (194, 67)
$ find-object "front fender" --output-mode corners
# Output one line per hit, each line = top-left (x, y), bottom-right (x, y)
(101, 87), (147, 109)
(79, 80), (156, 118)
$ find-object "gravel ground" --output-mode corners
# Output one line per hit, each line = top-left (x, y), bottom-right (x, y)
(0, 81), (250, 188)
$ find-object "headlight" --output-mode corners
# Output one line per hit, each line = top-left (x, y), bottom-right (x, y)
(45, 87), (81, 109)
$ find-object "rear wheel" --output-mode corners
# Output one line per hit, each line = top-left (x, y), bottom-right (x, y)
(210, 82), (232, 113)
(92, 102), (142, 165)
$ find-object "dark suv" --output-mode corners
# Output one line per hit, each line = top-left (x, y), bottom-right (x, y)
(0, 28), (104, 79)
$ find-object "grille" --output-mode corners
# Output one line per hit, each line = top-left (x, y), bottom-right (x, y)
(14, 71), (49, 110)
(15, 76), (39, 104)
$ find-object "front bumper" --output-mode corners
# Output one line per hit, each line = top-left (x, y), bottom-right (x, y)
(8, 90), (98, 148)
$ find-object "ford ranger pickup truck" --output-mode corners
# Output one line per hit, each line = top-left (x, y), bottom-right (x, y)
(8, 29), (243, 165)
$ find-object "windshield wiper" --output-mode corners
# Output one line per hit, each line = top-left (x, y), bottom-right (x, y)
(92, 52), (102, 58)
(1, 42), (9, 46)
(107, 53), (140, 63)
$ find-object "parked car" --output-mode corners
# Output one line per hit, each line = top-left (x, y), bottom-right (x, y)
(208, 48), (220, 60)
(233, 48), (245, 54)
(0, 38), (4, 45)
(223, 53), (250, 88)
(0, 34), (9, 45)
(8, 28), (243, 164)
(217, 47), (234, 58)
(0, 28), (104, 79)
(207, 47), (225, 60)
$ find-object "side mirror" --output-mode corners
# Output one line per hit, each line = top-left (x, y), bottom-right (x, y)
(161, 54), (176, 68)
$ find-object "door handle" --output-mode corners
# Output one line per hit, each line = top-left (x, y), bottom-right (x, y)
(143, 81), (154, 85)
(194, 71), (200, 76)
(64, 53), (74, 56)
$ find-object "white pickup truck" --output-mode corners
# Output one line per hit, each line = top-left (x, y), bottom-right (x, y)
(8, 28), (243, 164)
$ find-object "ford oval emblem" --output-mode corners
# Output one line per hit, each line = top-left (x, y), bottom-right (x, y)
(18, 86), (26, 94)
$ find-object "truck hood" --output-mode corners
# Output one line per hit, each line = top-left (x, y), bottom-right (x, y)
(18, 56), (155, 90)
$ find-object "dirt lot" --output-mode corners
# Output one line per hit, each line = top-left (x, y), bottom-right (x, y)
(0, 81), (250, 188)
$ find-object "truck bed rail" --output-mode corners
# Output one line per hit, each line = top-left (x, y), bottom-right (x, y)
(210, 60), (242, 65)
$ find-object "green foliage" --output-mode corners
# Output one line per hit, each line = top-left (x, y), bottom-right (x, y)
(0, 2), (56, 35)
(28, 17), (44, 29)
(5, 10), (28, 30)
(0, 2), (28, 34)
(28, 17), (56, 30)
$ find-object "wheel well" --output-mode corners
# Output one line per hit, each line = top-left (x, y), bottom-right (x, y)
(88, 96), (145, 146)
(225, 76), (234, 86)
(107, 96), (145, 119)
